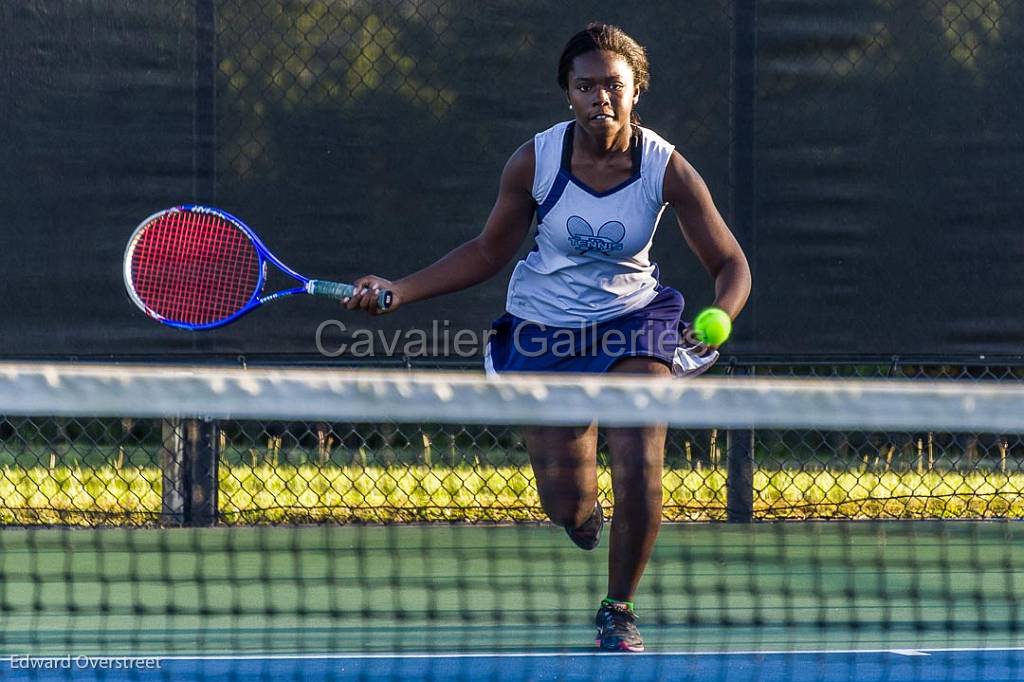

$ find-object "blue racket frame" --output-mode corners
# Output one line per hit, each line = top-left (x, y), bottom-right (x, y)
(124, 204), (388, 331)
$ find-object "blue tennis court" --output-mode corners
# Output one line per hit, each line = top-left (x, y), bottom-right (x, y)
(6, 649), (1024, 681)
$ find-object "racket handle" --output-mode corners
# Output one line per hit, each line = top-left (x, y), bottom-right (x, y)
(306, 280), (393, 310)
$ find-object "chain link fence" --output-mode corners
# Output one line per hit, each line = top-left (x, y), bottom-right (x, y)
(747, 362), (1024, 520)
(2, 361), (1022, 527)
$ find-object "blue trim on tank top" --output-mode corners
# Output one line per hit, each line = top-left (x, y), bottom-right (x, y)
(535, 122), (643, 222)
(536, 170), (572, 223)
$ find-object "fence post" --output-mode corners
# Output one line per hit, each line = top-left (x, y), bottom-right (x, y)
(186, 418), (219, 526)
(161, 418), (219, 526)
(193, 0), (216, 204)
(730, 0), (757, 347)
(726, 366), (755, 522)
(160, 419), (185, 526)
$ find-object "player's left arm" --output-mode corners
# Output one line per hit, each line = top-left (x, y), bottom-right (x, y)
(663, 150), (751, 319)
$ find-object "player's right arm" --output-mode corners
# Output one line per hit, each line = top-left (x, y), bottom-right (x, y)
(346, 143), (536, 313)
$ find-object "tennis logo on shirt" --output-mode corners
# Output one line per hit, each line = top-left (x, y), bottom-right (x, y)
(566, 216), (625, 255)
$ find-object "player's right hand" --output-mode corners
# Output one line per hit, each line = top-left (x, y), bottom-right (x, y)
(344, 275), (401, 315)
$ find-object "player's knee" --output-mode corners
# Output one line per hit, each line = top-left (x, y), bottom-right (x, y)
(543, 494), (595, 529)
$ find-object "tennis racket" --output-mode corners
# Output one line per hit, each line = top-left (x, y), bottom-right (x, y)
(123, 205), (392, 330)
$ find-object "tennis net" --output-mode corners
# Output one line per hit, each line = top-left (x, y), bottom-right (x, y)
(1, 363), (1023, 681)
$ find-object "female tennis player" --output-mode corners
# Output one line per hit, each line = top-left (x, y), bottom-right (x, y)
(345, 23), (751, 652)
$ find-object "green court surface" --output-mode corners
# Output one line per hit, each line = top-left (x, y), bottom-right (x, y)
(1, 521), (1022, 657)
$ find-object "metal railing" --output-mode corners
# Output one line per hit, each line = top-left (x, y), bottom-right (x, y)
(2, 360), (1022, 527)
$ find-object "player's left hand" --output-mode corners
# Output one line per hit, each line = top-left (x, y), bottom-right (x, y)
(675, 324), (719, 377)
(682, 324), (717, 352)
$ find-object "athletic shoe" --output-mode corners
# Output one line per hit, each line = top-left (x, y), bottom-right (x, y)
(566, 501), (603, 550)
(594, 602), (645, 652)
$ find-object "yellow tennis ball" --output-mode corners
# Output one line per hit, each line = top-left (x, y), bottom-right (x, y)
(693, 308), (732, 346)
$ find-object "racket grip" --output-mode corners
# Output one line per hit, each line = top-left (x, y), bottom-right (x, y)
(306, 280), (393, 310)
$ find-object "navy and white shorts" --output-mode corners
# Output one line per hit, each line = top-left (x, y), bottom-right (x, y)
(484, 287), (687, 375)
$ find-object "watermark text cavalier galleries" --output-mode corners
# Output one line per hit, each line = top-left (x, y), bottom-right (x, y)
(316, 320), (487, 359)
(315, 320), (683, 359)
(8, 655), (161, 670)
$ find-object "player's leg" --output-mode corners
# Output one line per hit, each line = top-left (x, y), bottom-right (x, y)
(597, 355), (671, 651)
(523, 424), (601, 547)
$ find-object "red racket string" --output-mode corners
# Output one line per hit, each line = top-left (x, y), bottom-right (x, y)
(130, 211), (260, 325)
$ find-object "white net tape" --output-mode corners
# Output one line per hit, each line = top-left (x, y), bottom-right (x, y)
(0, 363), (1019, 431)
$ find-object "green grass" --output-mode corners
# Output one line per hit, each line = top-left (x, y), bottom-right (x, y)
(2, 462), (1024, 525)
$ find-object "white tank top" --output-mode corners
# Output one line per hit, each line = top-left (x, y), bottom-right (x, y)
(505, 121), (675, 326)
